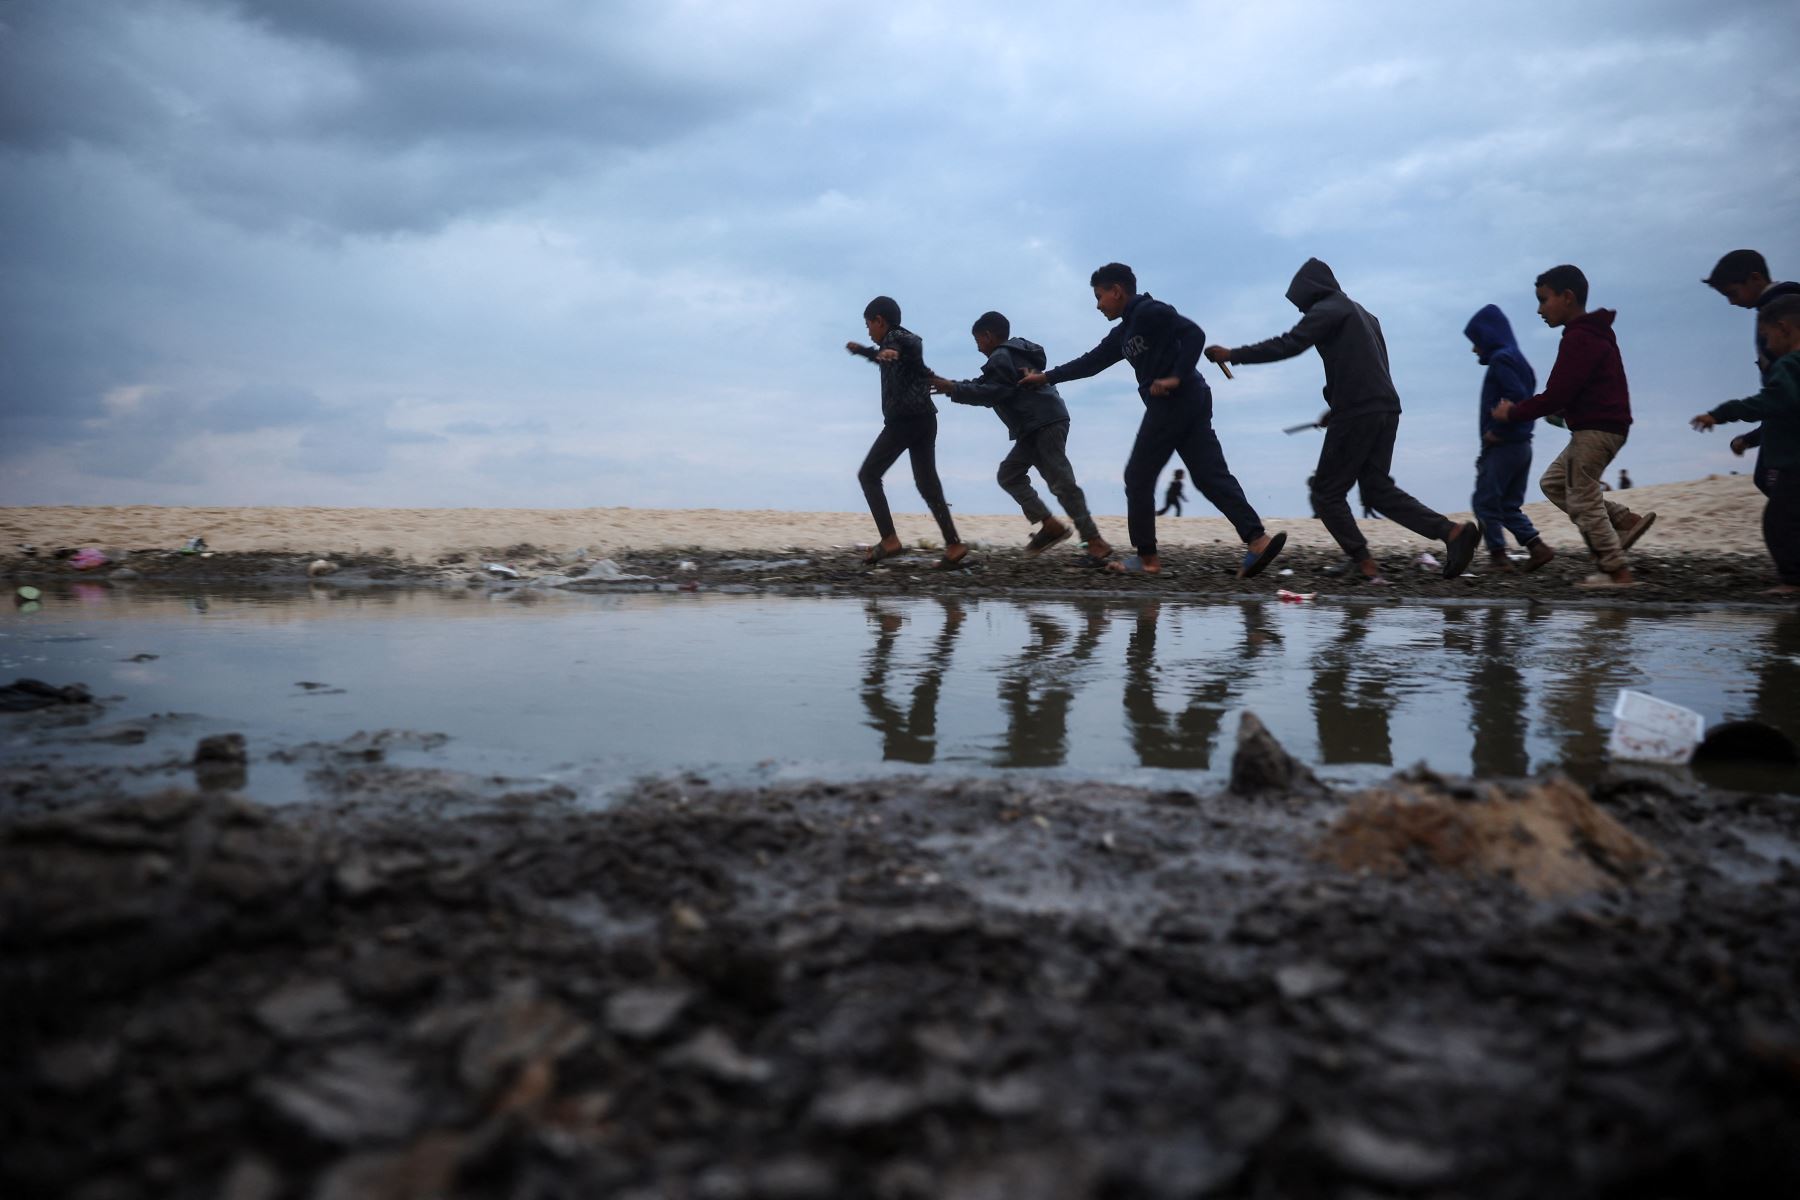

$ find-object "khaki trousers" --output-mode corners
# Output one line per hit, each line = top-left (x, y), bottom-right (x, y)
(1539, 429), (1637, 573)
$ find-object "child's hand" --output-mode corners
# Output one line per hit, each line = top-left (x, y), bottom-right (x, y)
(1148, 376), (1180, 396)
(1691, 413), (1717, 432)
(1482, 430), (1500, 445)
(1490, 400), (1514, 422)
(1204, 345), (1232, 364)
(846, 341), (868, 355)
(875, 348), (899, 363)
(1730, 435), (1749, 456)
(928, 375), (955, 395)
(1017, 371), (1047, 389)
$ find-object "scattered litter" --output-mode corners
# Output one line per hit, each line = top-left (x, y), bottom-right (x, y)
(1414, 551), (1441, 569)
(15, 586), (40, 603)
(180, 537), (207, 555)
(307, 559), (338, 578)
(17, 544), (36, 557)
(582, 559), (654, 582)
(677, 561), (698, 572)
(1276, 589), (1317, 603)
(484, 563), (521, 579)
(1278, 568), (1295, 576)
(69, 548), (111, 571)
(1607, 690), (1704, 765)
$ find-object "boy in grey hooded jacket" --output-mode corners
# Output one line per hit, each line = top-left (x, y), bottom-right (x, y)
(931, 311), (1110, 560)
(1207, 259), (1482, 584)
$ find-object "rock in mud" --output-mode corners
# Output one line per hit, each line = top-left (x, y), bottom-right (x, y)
(605, 984), (694, 1041)
(0, 678), (94, 712)
(1229, 711), (1324, 796)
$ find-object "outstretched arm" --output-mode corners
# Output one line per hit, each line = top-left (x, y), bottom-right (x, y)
(1035, 327), (1124, 388)
(1220, 305), (1337, 365)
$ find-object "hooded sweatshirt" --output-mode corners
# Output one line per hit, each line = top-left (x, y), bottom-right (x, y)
(850, 325), (936, 422)
(1709, 351), (1800, 473)
(947, 337), (1071, 440)
(1503, 310), (1631, 434)
(1041, 294), (1209, 405)
(1464, 305), (1536, 445)
(1227, 259), (1401, 417)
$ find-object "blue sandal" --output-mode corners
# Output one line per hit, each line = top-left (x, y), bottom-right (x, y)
(1238, 531), (1288, 579)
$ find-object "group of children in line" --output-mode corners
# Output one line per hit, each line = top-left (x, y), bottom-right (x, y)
(845, 248), (1800, 593)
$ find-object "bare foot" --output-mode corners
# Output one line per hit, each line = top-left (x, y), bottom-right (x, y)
(1085, 539), (1112, 560)
(1759, 584), (1800, 595)
(943, 542), (968, 564)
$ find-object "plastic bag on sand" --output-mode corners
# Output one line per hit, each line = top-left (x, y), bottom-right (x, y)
(70, 548), (111, 571)
(1607, 690), (1704, 765)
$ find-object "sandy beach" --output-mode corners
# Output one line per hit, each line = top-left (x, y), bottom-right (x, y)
(0, 474), (1770, 563)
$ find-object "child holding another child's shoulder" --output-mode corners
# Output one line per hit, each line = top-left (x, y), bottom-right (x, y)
(1692, 294), (1800, 595)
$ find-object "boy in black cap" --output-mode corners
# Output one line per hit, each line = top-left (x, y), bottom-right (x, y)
(1206, 259), (1481, 584)
(1703, 249), (1800, 495)
(929, 311), (1111, 563)
(845, 296), (967, 569)
(1019, 263), (1285, 578)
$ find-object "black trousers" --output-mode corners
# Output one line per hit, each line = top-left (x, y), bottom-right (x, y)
(1123, 401), (1262, 557)
(859, 413), (960, 545)
(1766, 467), (1800, 584)
(1311, 411), (1452, 561)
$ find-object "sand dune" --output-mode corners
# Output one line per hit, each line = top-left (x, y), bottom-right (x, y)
(0, 474), (1770, 562)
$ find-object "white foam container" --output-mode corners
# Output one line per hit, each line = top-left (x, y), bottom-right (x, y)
(1607, 690), (1705, 765)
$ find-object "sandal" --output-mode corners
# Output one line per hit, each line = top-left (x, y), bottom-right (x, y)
(1025, 522), (1074, 557)
(1238, 531), (1288, 579)
(1104, 554), (1161, 576)
(862, 542), (903, 567)
(932, 550), (971, 571)
(1617, 511), (1656, 552)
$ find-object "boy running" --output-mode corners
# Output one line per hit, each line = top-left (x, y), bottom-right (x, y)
(1465, 304), (1553, 573)
(1702, 249), (1800, 495)
(1019, 263), (1285, 578)
(1157, 469), (1186, 516)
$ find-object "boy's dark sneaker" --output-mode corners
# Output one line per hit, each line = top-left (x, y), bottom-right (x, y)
(1618, 511), (1657, 552)
(1442, 520), (1482, 578)
(1522, 539), (1556, 572)
(1487, 548), (1515, 573)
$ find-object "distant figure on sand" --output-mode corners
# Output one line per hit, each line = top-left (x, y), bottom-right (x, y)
(1019, 263), (1285, 579)
(1618, 469), (1632, 490)
(1490, 265), (1655, 588)
(1157, 469), (1186, 516)
(1703, 249), (1800, 496)
(929, 310), (1111, 564)
(1465, 304), (1552, 573)
(1690, 294), (1800, 595)
(1206, 258), (1481, 586)
(845, 296), (968, 570)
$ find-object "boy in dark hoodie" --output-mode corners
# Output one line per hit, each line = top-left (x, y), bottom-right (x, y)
(929, 311), (1111, 563)
(1465, 304), (1553, 573)
(1702, 249), (1800, 495)
(1491, 265), (1654, 588)
(1018, 263), (1285, 578)
(1691, 295), (1800, 594)
(1157, 469), (1186, 516)
(845, 296), (967, 569)
(1205, 258), (1482, 584)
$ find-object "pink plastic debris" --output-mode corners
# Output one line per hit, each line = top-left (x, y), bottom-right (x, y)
(70, 548), (111, 571)
(1276, 589), (1316, 603)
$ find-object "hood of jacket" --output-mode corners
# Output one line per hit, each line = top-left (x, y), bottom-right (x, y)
(1566, 308), (1618, 344)
(1464, 304), (1521, 365)
(1285, 258), (1341, 312)
(1001, 337), (1048, 371)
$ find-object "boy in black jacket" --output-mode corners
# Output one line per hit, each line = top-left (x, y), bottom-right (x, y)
(1019, 263), (1285, 578)
(930, 311), (1111, 562)
(1207, 258), (1482, 584)
(845, 296), (967, 568)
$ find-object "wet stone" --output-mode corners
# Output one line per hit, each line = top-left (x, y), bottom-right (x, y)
(1275, 960), (1347, 1001)
(664, 1027), (773, 1087)
(1230, 711), (1324, 796)
(256, 1045), (422, 1145)
(36, 1037), (122, 1093)
(1314, 1117), (1460, 1188)
(605, 983), (694, 1041)
(254, 979), (354, 1041)
(457, 987), (590, 1094)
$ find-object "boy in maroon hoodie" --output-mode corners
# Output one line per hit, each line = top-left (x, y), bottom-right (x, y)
(1491, 265), (1656, 587)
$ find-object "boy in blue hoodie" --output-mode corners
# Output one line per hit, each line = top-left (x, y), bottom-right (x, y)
(1691, 295), (1800, 594)
(930, 311), (1111, 563)
(1465, 305), (1554, 573)
(1018, 263), (1286, 578)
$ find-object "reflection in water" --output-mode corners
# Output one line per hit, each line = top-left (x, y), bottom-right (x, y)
(1310, 608), (1398, 766)
(1757, 614), (1800, 729)
(860, 600), (965, 763)
(1124, 603), (1280, 770)
(1538, 608), (1633, 770)
(993, 606), (1105, 767)
(1442, 606), (1535, 777)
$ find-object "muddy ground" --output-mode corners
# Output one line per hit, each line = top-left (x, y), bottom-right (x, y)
(4, 543), (1796, 607)
(3, 683), (1799, 1199)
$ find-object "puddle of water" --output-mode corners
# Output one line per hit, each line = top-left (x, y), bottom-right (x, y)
(2, 586), (1796, 803)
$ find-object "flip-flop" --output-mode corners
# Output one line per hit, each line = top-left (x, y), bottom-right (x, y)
(932, 551), (971, 571)
(862, 543), (903, 567)
(1618, 511), (1656, 552)
(1025, 523), (1074, 556)
(1074, 552), (1114, 570)
(1104, 554), (1161, 576)
(1238, 531), (1288, 579)
(1442, 519), (1482, 578)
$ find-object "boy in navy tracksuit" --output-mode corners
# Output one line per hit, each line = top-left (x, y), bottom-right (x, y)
(1703, 249), (1800, 495)
(845, 295), (967, 569)
(1018, 263), (1286, 578)
(1465, 304), (1553, 573)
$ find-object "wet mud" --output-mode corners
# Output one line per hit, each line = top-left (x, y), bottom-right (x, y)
(5, 710), (1800, 1199)
(5, 543), (1796, 607)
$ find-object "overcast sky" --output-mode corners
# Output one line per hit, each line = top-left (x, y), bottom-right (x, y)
(3, 0), (1797, 521)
